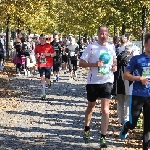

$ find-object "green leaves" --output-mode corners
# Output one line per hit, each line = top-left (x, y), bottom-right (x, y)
(0, 0), (149, 39)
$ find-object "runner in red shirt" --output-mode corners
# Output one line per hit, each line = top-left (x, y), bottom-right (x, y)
(35, 34), (56, 99)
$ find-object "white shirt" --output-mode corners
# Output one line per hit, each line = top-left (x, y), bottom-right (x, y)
(119, 45), (126, 52)
(132, 44), (140, 56)
(81, 42), (116, 84)
(125, 41), (140, 55)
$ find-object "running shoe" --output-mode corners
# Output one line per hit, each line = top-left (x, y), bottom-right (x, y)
(83, 130), (90, 143)
(41, 94), (46, 100)
(119, 121), (128, 140)
(100, 137), (107, 148)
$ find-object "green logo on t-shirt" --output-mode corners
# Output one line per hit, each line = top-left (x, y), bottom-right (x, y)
(142, 67), (150, 79)
(99, 52), (111, 64)
(98, 52), (111, 75)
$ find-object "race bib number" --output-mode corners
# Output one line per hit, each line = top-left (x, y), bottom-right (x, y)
(98, 65), (110, 76)
(40, 55), (46, 64)
(142, 67), (150, 79)
(54, 46), (59, 51)
(70, 52), (75, 56)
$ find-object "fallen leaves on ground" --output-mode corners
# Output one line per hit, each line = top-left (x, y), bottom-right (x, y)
(0, 61), (145, 149)
(0, 60), (16, 77)
(0, 60), (20, 112)
(109, 99), (143, 149)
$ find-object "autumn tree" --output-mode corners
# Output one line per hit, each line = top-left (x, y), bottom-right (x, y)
(0, 0), (150, 40)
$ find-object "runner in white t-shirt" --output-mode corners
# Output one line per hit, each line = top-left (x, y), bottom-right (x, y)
(79, 25), (117, 148)
(82, 42), (116, 84)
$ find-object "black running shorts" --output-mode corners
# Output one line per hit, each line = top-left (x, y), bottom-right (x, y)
(62, 55), (68, 63)
(38, 67), (51, 79)
(86, 83), (113, 102)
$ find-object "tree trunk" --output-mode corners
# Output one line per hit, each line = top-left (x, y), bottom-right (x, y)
(6, 14), (11, 60)
(142, 6), (147, 52)
(114, 25), (117, 36)
(121, 24), (126, 35)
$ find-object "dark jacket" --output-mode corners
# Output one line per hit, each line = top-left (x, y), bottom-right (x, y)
(15, 42), (22, 57)
(0, 41), (4, 55)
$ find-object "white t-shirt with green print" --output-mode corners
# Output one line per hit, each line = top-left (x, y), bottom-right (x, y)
(81, 42), (116, 84)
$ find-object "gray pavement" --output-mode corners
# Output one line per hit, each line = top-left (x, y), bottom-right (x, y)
(0, 69), (140, 150)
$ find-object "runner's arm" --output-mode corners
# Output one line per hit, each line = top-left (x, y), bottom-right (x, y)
(50, 51), (56, 57)
(79, 59), (98, 68)
(45, 46), (56, 57)
(113, 58), (117, 66)
(124, 70), (141, 81)
(112, 58), (117, 72)
(79, 44), (94, 68)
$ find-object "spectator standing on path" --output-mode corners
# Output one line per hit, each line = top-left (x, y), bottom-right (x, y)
(35, 34), (56, 100)
(0, 35), (5, 49)
(26, 36), (37, 76)
(120, 33), (150, 150)
(116, 35), (140, 125)
(116, 36), (130, 124)
(111, 36), (120, 98)
(0, 35), (5, 67)
(14, 38), (23, 75)
(79, 25), (117, 148)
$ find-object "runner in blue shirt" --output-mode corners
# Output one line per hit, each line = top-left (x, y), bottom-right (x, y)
(119, 33), (150, 150)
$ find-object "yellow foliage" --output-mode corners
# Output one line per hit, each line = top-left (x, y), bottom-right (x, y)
(0, 0), (149, 38)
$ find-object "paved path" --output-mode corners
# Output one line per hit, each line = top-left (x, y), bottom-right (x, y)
(0, 68), (142, 150)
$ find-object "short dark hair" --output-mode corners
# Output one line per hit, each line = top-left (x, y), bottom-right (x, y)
(40, 34), (45, 37)
(20, 37), (25, 42)
(53, 33), (58, 37)
(144, 33), (150, 43)
(113, 36), (119, 44)
(97, 25), (108, 33)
